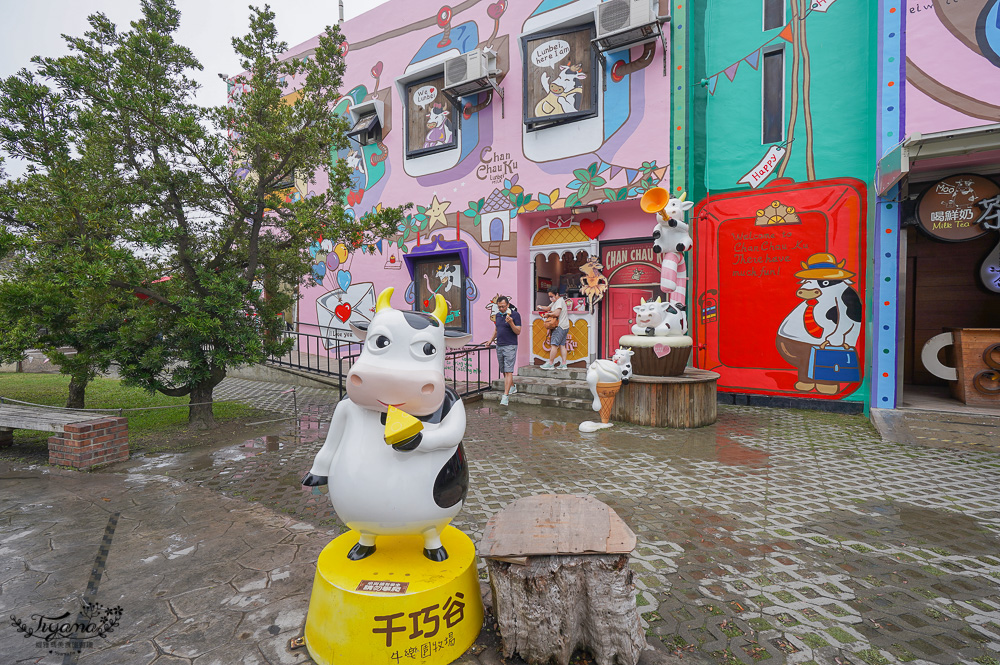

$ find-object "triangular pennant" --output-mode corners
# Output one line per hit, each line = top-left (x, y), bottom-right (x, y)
(707, 75), (719, 95)
(778, 23), (794, 43)
(376, 239), (384, 254)
(625, 168), (640, 183)
(596, 161), (611, 175)
(608, 165), (622, 181)
(653, 166), (668, 180)
(744, 49), (760, 70)
(723, 61), (740, 82)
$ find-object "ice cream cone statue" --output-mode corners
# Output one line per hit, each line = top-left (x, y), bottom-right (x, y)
(595, 381), (622, 424)
(579, 348), (633, 432)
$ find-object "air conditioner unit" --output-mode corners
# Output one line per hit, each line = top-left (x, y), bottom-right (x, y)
(443, 48), (499, 97)
(594, 0), (664, 52)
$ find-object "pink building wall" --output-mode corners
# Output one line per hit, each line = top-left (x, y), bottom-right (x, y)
(271, 0), (671, 366)
(905, 2), (1000, 135)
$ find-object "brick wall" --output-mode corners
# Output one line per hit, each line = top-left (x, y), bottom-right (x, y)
(48, 417), (129, 469)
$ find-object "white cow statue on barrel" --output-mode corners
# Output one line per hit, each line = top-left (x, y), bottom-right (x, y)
(303, 288), (472, 562)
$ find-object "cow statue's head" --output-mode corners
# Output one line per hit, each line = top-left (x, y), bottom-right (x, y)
(347, 288), (472, 416)
(633, 297), (666, 329)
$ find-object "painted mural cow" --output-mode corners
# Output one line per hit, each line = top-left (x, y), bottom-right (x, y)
(631, 297), (687, 337)
(776, 254), (862, 394)
(303, 288), (472, 561)
(535, 63), (586, 116)
(651, 194), (694, 304)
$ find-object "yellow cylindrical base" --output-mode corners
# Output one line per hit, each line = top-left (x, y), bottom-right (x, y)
(305, 526), (484, 665)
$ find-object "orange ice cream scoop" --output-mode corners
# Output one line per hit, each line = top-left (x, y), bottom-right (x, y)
(384, 405), (423, 445)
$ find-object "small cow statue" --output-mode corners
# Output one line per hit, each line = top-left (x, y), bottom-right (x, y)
(303, 288), (471, 561)
(631, 297), (687, 337)
(651, 193), (694, 305)
(586, 347), (634, 411)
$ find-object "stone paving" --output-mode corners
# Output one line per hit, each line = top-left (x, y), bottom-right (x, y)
(3, 376), (1000, 665)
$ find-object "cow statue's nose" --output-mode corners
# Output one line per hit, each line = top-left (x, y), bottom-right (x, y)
(351, 374), (363, 386)
(421, 383), (435, 395)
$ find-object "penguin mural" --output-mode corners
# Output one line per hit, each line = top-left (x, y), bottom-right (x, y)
(302, 288), (473, 561)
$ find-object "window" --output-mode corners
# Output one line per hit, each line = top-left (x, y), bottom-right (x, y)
(763, 0), (784, 31)
(404, 74), (458, 159)
(522, 24), (599, 131)
(413, 257), (466, 331)
(762, 48), (784, 144)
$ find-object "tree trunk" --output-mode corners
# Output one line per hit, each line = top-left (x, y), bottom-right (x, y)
(487, 554), (646, 665)
(189, 380), (216, 430)
(187, 364), (227, 430)
(66, 374), (88, 409)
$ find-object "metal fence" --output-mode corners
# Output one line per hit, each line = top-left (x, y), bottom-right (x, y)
(266, 323), (496, 400)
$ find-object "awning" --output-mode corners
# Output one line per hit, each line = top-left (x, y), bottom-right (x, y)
(877, 123), (1000, 196)
(346, 112), (379, 139)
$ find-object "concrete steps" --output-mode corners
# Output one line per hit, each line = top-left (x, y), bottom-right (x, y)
(482, 364), (595, 410)
(871, 408), (1000, 449)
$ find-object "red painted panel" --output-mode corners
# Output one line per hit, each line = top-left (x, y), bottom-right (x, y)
(691, 178), (867, 399)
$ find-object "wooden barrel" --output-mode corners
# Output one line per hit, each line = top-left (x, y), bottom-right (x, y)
(609, 369), (719, 428)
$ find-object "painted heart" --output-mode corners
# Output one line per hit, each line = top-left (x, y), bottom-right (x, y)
(371, 62), (383, 78)
(334, 302), (352, 323)
(580, 217), (605, 239)
(653, 343), (671, 358)
(337, 269), (352, 292)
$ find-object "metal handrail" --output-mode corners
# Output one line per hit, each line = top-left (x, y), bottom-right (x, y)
(266, 329), (496, 399)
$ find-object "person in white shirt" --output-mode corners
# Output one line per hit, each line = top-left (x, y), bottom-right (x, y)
(539, 289), (569, 370)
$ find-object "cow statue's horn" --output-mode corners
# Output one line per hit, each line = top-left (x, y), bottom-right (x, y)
(375, 287), (394, 313)
(678, 192), (687, 202)
(431, 293), (448, 324)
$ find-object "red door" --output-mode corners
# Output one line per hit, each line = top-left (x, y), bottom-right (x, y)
(604, 288), (653, 356)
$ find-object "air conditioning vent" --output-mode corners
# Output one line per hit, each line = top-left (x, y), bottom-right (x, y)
(446, 56), (469, 87)
(594, 0), (661, 45)
(443, 48), (499, 96)
(599, 0), (631, 34)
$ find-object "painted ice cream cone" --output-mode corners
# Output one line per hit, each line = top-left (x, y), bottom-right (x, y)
(595, 380), (622, 424)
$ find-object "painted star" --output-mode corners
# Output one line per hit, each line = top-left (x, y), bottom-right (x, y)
(425, 195), (452, 231)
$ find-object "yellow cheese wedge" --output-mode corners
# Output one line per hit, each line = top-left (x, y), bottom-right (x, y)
(384, 405), (423, 445)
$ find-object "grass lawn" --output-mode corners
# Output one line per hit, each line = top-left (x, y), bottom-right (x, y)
(0, 373), (273, 465)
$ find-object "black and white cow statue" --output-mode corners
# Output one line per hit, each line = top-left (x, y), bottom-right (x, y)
(303, 288), (471, 561)
(631, 297), (687, 337)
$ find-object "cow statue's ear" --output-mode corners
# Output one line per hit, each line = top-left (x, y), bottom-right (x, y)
(443, 330), (472, 349)
(350, 322), (369, 342)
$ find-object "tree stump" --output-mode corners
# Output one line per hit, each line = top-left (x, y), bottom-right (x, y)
(480, 494), (646, 665)
(486, 554), (646, 665)
(610, 369), (719, 428)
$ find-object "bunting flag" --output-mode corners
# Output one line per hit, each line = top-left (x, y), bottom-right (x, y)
(723, 61), (740, 82)
(744, 49), (760, 70)
(707, 76), (719, 95)
(778, 23), (794, 42)
(608, 165), (622, 181)
(625, 168), (639, 183)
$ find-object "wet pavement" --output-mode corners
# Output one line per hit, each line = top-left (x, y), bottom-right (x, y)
(2, 376), (1000, 665)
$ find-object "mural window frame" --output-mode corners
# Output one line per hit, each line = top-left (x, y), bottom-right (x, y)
(761, 45), (785, 145)
(411, 254), (468, 333)
(521, 24), (600, 132)
(404, 72), (460, 160)
(763, 0), (785, 31)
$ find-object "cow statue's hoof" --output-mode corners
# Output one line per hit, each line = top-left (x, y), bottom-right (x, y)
(423, 546), (449, 562)
(302, 473), (328, 486)
(391, 432), (422, 452)
(347, 543), (377, 561)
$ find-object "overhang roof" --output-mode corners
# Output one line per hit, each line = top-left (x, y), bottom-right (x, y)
(877, 123), (1000, 195)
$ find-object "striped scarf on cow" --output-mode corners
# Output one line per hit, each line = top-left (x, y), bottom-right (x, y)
(659, 251), (687, 305)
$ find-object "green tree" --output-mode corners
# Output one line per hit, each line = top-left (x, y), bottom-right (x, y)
(0, 70), (135, 408)
(1, 0), (404, 427)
